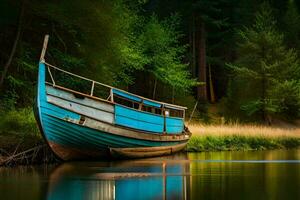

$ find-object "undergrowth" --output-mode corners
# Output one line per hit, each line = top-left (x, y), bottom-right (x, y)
(187, 135), (300, 151)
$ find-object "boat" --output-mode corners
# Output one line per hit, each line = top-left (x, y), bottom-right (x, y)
(34, 35), (191, 161)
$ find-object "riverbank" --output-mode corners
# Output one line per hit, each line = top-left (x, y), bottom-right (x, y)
(0, 109), (56, 166)
(1, 112), (300, 166)
(187, 124), (300, 151)
(0, 132), (56, 166)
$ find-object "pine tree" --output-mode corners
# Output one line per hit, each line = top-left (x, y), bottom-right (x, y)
(227, 2), (300, 122)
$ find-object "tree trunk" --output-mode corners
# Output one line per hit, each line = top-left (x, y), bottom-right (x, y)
(208, 64), (216, 103)
(152, 78), (157, 99)
(197, 20), (207, 101)
(261, 46), (268, 124)
(262, 73), (268, 123)
(191, 12), (196, 78)
(172, 86), (175, 104)
(0, 0), (25, 89)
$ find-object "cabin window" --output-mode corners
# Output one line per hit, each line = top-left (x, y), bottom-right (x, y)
(113, 93), (163, 115)
(142, 105), (162, 115)
(142, 105), (151, 112)
(154, 108), (162, 115)
(166, 108), (184, 118)
(133, 102), (140, 109)
(114, 94), (142, 110)
(114, 95), (136, 108)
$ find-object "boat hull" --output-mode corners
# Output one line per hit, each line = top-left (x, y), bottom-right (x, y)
(47, 140), (188, 160)
(35, 106), (188, 160)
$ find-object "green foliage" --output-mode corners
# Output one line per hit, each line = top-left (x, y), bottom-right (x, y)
(0, 90), (18, 111)
(29, 0), (196, 93)
(0, 42), (38, 108)
(112, 4), (148, 86)
(187, 135), (300, 151)
(0, 108), (39, 136)
(136, 15), (197, 90)
(226, 2), (300, 121)
(47, 49), (91, 93)
(270, 80), (300, 118)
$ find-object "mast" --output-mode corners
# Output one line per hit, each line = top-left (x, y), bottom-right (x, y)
(40, 35), (49, 62)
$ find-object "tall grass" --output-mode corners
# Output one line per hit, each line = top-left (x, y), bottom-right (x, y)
(0, 108), (42, 153)
(189, 123), (300, 138)
(187, 124), (300, 151)
(0, 108), (39, 136)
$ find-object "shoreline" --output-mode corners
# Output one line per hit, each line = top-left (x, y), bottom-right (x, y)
(187, 135), (300, 152)
(1, 123), (300, 166)
(0, 135), (300, 167)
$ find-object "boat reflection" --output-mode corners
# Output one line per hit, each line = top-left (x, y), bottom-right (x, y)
(47, 154), (190, 200)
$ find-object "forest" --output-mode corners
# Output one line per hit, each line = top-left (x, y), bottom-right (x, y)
(1, 0), (300, 133)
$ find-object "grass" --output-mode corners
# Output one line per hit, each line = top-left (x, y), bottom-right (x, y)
(0, 109), (56, 166)
(0, 108), (40, 136)
(0, 108), (43, 159)
(187, 124), (300, 151)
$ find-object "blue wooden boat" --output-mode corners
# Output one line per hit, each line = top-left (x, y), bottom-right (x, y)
(34, 35), (191, 160)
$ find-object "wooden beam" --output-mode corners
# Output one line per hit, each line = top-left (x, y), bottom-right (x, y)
(40, 35), (49, 62)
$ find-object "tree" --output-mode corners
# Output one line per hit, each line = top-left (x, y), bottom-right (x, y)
(132, 15), (198, 99)
(191, 0), (225, 101)
(226, 2), (300, 122)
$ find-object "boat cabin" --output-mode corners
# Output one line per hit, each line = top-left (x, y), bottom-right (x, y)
(112, 89), (185, 134)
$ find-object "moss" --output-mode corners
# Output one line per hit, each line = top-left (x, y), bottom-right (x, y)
(187, 135), (300, 152)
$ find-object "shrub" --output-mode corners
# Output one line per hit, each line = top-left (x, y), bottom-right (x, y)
(0, 108), (39, 136)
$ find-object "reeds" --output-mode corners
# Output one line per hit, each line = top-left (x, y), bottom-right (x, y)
(187, 123), (300, 152)
(188, 123), (300, 138)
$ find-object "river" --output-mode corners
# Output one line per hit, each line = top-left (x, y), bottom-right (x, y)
(0, 150), (299, 200)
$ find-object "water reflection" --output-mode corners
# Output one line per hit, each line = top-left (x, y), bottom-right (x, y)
(0, 150), (299, 200)
(188, 150), (300, 200)
(47, 153), (190, 200)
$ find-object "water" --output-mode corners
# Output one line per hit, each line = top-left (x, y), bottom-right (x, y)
(0, 150), (299, 200)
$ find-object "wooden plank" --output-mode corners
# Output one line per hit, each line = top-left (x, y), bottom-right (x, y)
(46, 83), (115, 105)
(114, 105), (164, 133)
(83, 117), (191, 142)
(46, 85), (114, 113)
(47, 95), (114, 124)
(40, 35), (49, 62)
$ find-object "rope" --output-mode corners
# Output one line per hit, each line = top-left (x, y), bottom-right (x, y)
(47, 66), (56, 86)
(188, 101), (198, 124)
